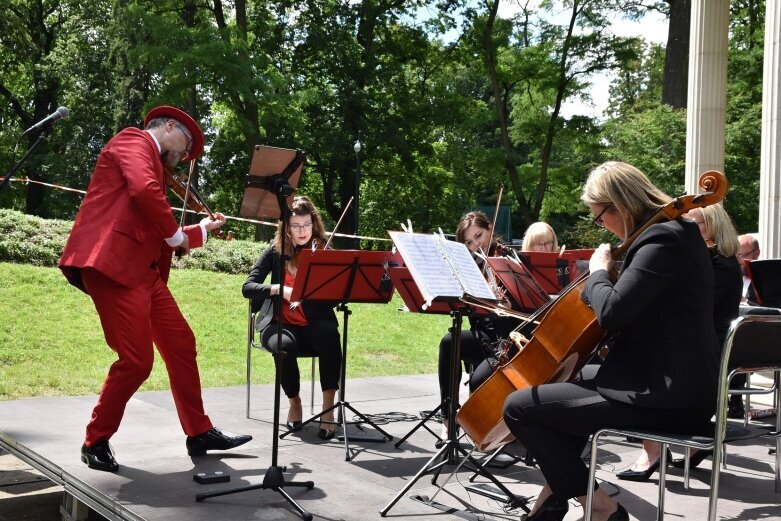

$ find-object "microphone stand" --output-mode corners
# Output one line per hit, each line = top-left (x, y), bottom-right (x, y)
(196, 173), (314, 521)
(0, 127), (52, 192)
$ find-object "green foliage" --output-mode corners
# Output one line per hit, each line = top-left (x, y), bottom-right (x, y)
(0, 262), (450, 399)
(0, 209), (264, 274)
(172, 236), (265, 275)
(0, 209), (71, 266)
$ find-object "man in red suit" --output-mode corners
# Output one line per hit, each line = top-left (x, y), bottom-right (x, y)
(59, 106), (250, 472)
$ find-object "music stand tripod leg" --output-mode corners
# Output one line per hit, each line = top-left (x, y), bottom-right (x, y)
(394, 402), (444, 449)
(197, 171), (315, 521)
(379, 439), (452, 517)
(332, 303), (393, 461)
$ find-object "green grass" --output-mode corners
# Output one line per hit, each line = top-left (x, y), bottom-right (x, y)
(0, 262), (450, 400)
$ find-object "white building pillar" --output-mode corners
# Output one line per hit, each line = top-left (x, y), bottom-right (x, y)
(759, 0), (781, 257)
(685, 0), (729, 194)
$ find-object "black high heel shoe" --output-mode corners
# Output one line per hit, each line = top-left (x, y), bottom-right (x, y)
(671, 449), (712, 469)
(616, 448), (672, 482)
(285, 420), (302, 432)
(520, 494), (569, 521)
(608, 503), (629, 521)
(317, 428), (336, 440)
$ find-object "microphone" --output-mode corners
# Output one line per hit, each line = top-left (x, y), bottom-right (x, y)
(22, 106), (69, 136)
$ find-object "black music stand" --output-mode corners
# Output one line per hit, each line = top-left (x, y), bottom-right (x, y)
(390, 267), (463, 448)
(281, 249), (396, 461)
(746, 259), (781, 308)
(380, 261), (526, 517)
(196, 146), (314, 521)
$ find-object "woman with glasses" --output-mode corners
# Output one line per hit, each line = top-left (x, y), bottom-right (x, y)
(521, 222), (559, 252)
(502, 161), (719, 521)
(242, 196), (341, 440)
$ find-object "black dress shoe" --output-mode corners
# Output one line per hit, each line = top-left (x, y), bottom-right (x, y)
(81, 440), (118, 472)
(317, 428), (336, 440)
(727, 396), (745, 419)
(186, 427), (252, 456)
(616, 448), (672, 482)
(608, 503), (629, 521)
(671, 449), (712, 469)
(520, 494), (569, 521)
(285, 420), (302, 432)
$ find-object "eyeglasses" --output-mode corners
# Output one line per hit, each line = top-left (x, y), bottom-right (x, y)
(533, 241), (555, 250)
(592, 205), (612, 228)
(173, 122), (192, 153)
(289, 222), (313, 232)
(737, 247), (758, 259)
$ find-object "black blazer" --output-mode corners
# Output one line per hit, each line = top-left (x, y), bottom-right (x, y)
(582, 220), (719, 410)
(711, 252), (742, 347)
(242, 245), (338, 327)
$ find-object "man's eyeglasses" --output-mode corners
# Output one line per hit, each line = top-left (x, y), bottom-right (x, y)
(592, 205), (611, 228)
(737, 247), (758, 259)
(173, 122), (192, 153)
(290, 222), (313, 232)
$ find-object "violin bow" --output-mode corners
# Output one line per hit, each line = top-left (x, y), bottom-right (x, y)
(323, 196), (354, 251)
(486, 183), (504, 250)
(178, 159), (196, 228)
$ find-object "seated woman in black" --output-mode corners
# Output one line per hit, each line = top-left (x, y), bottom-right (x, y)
(503, 161), (719, 521)
(437, 210), (522, 439)
(615, 203), (743, 480)
(242, 196), (341, 440)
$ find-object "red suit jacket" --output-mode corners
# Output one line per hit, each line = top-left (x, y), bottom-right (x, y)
(60, 127), (203, 292)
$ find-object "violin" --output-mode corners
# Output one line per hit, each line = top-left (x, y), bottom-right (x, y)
(456, 170), (729, 452)
(163, 164), (223, 238)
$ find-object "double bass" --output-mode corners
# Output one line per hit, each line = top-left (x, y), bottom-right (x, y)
(456, 171), (728, 452)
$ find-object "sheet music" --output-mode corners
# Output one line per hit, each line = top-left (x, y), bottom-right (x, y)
(388, 231), (496, 304)
(440, 239), (496, 300)
(389, 232), (463, 302)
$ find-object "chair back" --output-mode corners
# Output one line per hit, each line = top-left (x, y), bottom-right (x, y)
(746, 259), (781, 307)
(724, 314), (781, 373)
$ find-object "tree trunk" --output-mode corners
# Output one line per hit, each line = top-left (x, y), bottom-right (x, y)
(662, 0), (691, 108)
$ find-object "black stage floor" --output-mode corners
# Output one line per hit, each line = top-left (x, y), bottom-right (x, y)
(1, 374), (779, 520)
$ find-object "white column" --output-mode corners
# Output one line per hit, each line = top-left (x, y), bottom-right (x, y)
(759, 0), (781, 258)
(685, 0), (729, 194)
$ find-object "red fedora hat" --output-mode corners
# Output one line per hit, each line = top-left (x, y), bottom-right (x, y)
(143, 105), (204, 161)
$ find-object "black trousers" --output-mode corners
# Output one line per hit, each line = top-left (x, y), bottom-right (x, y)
(437, 329), (493, 419)
(503, 373), (712, 499)
(262, 320), (342, 399)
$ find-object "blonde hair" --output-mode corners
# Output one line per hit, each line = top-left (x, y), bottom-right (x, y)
(521, 222), (559, 252)
(689, 205), (739, 257)
(581, 161), (672, 238)
(273, 196), (328, 267)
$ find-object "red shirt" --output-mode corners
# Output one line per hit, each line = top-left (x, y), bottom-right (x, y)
(278, 269), (308, 326)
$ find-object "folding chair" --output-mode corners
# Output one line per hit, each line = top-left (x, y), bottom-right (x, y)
(245, 300), (317, 419)
(585, 314), (781, 521)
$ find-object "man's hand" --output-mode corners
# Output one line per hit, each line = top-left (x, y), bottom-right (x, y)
(201, 212), (226, 232)
(175, 233), (191, 257)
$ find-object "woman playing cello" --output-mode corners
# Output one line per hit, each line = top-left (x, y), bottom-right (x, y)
(502, 162), (720, 521)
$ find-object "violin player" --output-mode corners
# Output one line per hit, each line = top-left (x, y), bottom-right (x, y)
(502, 161), (720, 521)
(436, 210), (526, 440)
(59, 106), (251, 473)
(242, 195), (342, 440)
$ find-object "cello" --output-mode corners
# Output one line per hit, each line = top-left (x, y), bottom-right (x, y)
(456, 170), (728, 452)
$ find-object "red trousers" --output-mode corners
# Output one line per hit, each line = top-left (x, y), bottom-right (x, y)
(81, 268), (212, 445)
